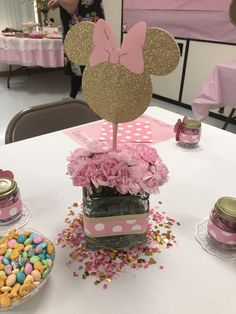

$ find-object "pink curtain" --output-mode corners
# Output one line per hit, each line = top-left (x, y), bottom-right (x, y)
(124, 0), (231, 11)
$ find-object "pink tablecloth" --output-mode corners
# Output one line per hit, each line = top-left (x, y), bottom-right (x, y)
(124, 0), (231, 11)
(192, 59), (236, 120)
(0, 35), (64, 68)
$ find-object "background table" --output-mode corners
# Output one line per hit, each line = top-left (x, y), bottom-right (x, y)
(0, 34), (64, 88)
(0, 106), (236, 314)
(192, 59), (236, 128)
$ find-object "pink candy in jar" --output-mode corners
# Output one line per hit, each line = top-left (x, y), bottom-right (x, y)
(0, 178), (22, 225)
(174, 117), (201, 148)
(208, 197), (236, 247)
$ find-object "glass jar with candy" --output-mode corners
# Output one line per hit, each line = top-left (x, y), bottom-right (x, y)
(0, 178), (22, 225)
(174, 117), (201, 148)
(208, 197), (236, 248)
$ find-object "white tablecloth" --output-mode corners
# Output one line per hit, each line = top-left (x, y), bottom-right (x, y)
(0, 107), (235, 314)
(0, 35), (64, 67)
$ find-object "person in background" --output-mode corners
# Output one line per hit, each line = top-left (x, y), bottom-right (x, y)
(48, 0), (105, 99)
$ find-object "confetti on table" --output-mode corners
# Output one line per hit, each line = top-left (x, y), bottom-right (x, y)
(57, 203), (178, 288)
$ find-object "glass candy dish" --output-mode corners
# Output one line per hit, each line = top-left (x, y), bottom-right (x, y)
(0, 228), (55, 310)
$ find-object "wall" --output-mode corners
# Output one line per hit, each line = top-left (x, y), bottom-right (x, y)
(103, 0), (123, 45)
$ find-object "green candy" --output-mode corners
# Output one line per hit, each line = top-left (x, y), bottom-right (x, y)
(24, 238), (33, 246)
(4, 250), (12, 259)
(28, 248), (35, 257)
(30, 256), (40, 264)
(42, 268), (50, 279)
(22, 252), (28, 259)
(19, 257), (28, 267)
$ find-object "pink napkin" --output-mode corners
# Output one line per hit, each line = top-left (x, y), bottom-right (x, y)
(63, 114), (174, 147)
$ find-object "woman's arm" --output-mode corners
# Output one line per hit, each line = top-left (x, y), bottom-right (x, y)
(48, 0), (79, 14)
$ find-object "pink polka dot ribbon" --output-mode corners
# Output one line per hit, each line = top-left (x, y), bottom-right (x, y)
(83, 213), (149, 237)
(208, 218), (236, 246)
(0, 198), (22, 220)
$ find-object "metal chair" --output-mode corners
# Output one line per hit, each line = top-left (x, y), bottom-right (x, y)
(5, 99), (101, 144)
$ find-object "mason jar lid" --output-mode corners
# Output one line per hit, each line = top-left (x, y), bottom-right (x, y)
(215, 197), (236, 222)
(0, 178), (17, 200)
(183, 118), (201, 129)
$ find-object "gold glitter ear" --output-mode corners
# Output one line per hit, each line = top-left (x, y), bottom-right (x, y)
(143, 27), (180, 76)
(229, 0), (236, 26)
(82, 63), (153, 123)
(64, 22), (95, 66)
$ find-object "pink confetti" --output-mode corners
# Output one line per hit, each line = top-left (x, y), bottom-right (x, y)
(57, 203), (178, 287)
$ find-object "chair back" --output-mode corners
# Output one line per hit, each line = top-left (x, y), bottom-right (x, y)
(5, 99), (101, 144)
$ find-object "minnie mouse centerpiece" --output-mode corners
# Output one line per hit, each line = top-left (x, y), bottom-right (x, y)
(64, 19), (180, 250)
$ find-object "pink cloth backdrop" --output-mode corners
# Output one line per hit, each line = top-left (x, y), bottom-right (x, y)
(123, 10), (236, 43)
(192, 59), (236, 120)
(124, 0), (231, 11)
(0, 35), (64, 67)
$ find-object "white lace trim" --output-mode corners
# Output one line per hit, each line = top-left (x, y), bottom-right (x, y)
(195, 218), (236, 261)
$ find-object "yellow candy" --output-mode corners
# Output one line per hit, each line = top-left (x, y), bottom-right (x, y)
(9, 283), (20, 299)
(0, 294), (11, 308)
(0, 238), (7, 245)
(0, 244), (7, 255)
(0, 263), (5, 271)
(24, 275), (34, 284)
(0, 278), (5, 288)
(7, 230), (16, 240)
(19, 282), (35, 297)
(33, 261), (46, 273)
(1, 286), (11, 293)
(46, 243), (54, 255)
(10, 250), (19, 260)
(14, 243), (24, 251)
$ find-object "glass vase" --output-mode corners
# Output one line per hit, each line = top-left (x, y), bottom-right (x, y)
(82, 188), (149, 250)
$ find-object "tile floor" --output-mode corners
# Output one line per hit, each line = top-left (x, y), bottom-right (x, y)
(0, 69), (235, 145)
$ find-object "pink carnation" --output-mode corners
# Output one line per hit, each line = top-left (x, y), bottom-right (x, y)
(67, 141), (168, 195)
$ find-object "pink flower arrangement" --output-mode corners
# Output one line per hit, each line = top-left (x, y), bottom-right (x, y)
(67, 142), (168, 196)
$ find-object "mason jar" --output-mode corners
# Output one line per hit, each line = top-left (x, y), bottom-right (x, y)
(208, 197), (236, 247)
(0, 178), (22, 225)
(179, 118), (201, 148)
(82, 188), (149, 250)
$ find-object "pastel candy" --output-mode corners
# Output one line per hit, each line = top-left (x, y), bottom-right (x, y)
(4, 265), (12, 275)
(29, 232), (37, 239)
(31, 270), (41, 281)
(33, 235), (43, 244)
(39, 242), (47, 249)
(19, 257), (28, 267)
(6, 273), (16, 287)
(3, 258), (10, 265)
(42, 268), (50, 279)
(30, 256), (39, 264)
(24, 238), (33, 246)
(7, 239), (17, 249)
(16, 271), (26, 284)
(35, 245), (43, 254)
(24, 263), (33, 275)
(17, 234), (26, 244)
(24, 245), (32, 252)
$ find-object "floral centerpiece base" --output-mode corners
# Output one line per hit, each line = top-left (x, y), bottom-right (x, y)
(68, 142), (168, 250)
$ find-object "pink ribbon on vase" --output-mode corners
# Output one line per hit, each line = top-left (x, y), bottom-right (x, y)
(90, 19), (147, 74)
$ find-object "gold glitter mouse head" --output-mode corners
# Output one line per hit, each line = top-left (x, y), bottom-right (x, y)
(229, 0), (236, 25)
(65, 19), (180, 124)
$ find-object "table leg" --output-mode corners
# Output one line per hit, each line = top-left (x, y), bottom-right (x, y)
(222, 109), (236, 130)
(7, 65), (30, 88)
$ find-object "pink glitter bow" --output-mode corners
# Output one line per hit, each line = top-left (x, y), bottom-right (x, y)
(0, 169), (14, 179)
(174, 117), (187, 141)
(90, 19), (147, 74)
